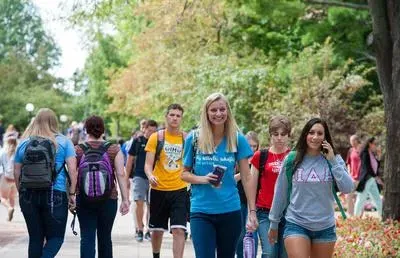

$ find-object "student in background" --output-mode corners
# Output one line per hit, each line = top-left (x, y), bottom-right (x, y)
(252, 115), (291, 258)
(354, 137), (383, 218)
(236, 131), (260, 258)
(345, 134), (361, 216)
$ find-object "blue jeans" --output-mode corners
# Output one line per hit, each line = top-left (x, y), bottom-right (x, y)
(77, 197), (118, 258)
(190, 210), (242, 258)
(19, 189), (68, 258)
(257, 209), (287, 258)
(236, 202), (258, 258)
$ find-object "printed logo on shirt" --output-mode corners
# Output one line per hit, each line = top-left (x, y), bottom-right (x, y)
(163, 141), (183, 171)
(268, 160), (284, 174)
(294, 167), (333, 183)
(196, 155), (235, 167)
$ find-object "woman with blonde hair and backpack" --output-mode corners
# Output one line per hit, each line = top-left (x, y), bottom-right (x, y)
(14, 108), (78, 258)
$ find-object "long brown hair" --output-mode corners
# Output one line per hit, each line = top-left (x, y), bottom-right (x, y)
(294, 118), (336, 170)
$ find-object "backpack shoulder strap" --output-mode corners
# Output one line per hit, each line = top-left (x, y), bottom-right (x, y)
(79, 142), (89, 154)
(155, 129), (165, 162)
(256, 149), (268, 200)
(100, 141), (112, 153)
(191, 130), (199, 174)
(259, 149), (268, 176)
(326, 159), (347, 220)
(285, 151), (297, 204)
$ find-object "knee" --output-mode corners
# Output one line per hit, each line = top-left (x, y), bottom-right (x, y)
(171, 228), (185, 237)
(135, 201), (144, 208)
(47, 237), (64, 249)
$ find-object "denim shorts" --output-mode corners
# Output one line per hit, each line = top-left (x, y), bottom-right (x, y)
(283, 221), (337, 243)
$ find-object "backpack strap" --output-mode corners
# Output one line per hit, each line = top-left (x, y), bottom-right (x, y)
(55, 161), (71, 186)
(256, 149), (268, 200)
(326, 160), (347, 220)
(154, 129), (165, 164)
(284, 151), (297, 205)
(99, 141), (112, 153)
(191, 130), (199, 174)
(79, 142), (90, 154)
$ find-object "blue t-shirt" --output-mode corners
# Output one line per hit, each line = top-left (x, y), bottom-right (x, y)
(15, 134), (76, 192)
(183, 131), (253, 214)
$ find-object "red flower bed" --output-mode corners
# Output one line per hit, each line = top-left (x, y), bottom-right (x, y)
(334, 216), (400, 257)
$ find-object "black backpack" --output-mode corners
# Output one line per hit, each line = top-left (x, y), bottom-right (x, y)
(21, 136), (61, 189)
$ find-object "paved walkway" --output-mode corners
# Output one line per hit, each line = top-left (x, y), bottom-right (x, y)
(0, 202), (195, 257)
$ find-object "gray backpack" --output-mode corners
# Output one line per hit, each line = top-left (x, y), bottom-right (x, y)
(21, 136), (58, 189)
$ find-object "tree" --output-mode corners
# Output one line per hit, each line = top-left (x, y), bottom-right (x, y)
(0, 0), (60, 70)
(0, 0), (80, 131)
(368, 0), (400, 220)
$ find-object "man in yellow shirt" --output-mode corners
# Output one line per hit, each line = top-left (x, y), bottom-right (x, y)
(144, 104), (188, 258)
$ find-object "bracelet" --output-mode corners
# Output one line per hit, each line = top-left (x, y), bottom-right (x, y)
(69, 192), (76, 196)
(249, 209), (257, 213)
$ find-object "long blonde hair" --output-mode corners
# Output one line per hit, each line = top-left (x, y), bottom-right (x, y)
(22, 108), (58, 147)
(198, 92), (239, 154)
(5, 138), (17, 157)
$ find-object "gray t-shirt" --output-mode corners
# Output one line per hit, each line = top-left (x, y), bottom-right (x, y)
(269, 154), (354, 231)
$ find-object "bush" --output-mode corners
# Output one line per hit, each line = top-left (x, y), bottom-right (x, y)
(334, 216), (400, 257)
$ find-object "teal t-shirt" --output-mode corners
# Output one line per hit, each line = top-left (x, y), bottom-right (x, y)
(15, 134), (76, 192)
(183, 131), (253, 214)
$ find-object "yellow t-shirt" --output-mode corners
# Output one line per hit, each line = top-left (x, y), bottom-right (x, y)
(145, 130), (187, 191)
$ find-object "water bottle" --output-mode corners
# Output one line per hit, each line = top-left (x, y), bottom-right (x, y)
(243, 232), (255, 258)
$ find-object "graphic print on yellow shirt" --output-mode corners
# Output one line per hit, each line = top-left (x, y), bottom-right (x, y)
(145, 130), (187, 191)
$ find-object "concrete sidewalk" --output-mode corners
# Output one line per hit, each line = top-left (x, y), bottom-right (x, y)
(0, 202), (195, 257)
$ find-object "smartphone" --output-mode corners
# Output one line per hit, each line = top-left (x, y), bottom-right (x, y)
(321, 140), (328, 154)
(210, 165), (226, 186)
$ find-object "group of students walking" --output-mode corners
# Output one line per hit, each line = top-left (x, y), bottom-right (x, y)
(4, 92), (383, 258)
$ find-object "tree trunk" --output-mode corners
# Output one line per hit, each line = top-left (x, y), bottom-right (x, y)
(369, 0), (400, 220)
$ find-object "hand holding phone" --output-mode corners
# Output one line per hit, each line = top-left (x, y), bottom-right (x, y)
(210, 165), (227, 187)
(321, 140), (334, 160)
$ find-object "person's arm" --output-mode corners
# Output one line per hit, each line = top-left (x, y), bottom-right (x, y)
(329, 155), (354, 194)
(125, 155), (136, 179)
(181, 167), (217, 184)
(240, 159), (258, 231)
(66, 156), (77, 211)
(14, 163), (22, 191)
(115, 150), (130, 215)
(144, 152), (158, 187)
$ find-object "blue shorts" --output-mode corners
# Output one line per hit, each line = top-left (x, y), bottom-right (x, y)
(283, 221), (337, 243)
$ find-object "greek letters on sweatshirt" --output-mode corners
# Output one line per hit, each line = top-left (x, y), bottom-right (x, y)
(269, 154), (354, 231)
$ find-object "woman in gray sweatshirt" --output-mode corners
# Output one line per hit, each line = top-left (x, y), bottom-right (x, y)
(268, 118), (354, 258)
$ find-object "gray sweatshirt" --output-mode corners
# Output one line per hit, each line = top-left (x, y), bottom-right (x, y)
(269, 154), (354, 231)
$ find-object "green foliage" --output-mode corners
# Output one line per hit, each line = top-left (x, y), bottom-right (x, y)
(299, 6), (372, 63)
(0, 0), (60, 70)
(225, 0), (305, 58)
(0, 0), (81, 132)
(0, 53), (72, 131)
(69, 0), (384, 143)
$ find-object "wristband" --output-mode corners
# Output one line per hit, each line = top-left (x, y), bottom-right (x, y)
(69, 192), (76, 196)
(249, 209), (257, 213)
